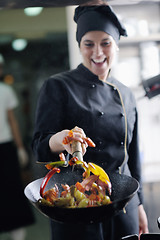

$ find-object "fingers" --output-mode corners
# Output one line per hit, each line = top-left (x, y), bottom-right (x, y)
(72, 126), (86, 141)
(62, 126), (95, 156)
(62, 127), (86, 154)
(64, 126), (86, 145)
(72, 127), (96, 147)
(72, 127), (88, 155)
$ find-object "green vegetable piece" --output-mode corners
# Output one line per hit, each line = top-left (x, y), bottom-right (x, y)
(78, 198), (89, 208)
(38, 198), (53, 206)
(102, 195), (111, 205)
(74, 189), (86, 203)
(54, 197), (71, 207)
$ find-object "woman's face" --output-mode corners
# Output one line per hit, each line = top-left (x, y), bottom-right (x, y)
(80, 31), (118, 81)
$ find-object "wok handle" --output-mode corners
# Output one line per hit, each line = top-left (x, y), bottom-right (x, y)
(71, 141), (83, 162)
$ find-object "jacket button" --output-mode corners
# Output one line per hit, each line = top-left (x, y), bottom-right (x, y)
(91, 84), (96, 88)
(99, 111), (104, 116)
(121, 112), (125, 117)
(120, 141), (124, 146)
(113, 87), (117, 91)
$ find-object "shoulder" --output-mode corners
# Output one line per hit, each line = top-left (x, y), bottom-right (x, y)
(41, 67), (81, 94)
(48, 68), (78, 84)
(38, 68), (79, 101)
(0, 82), (18, 108)
(0, 82), (16, 98)
(0, 82), (11, 92)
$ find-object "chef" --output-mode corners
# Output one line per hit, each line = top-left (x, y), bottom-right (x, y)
(32, 5), (148, 240)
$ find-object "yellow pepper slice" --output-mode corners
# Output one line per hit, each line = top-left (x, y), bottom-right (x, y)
(88, 162), (110, 184)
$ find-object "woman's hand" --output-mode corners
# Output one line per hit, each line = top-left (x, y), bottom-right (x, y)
(49, 126), (88, 155)
(139, 204), (149, 237)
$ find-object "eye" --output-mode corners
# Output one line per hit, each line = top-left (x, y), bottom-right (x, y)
(84, 43), (94, 48)
(101, 41), (111, 47)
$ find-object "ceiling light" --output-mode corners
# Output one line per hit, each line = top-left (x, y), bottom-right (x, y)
(24, 7), (43, 16)
(12, 39), (28, 51)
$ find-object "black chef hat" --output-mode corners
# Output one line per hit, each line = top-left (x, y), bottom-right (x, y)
(74, 5), (127, 45)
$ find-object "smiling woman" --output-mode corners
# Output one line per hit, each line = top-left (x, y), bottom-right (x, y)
(32, 4), (148, 240)
(80, 32), (117, 81)
(74, 5), (126, 81)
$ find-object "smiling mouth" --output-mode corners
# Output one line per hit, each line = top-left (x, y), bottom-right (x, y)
(92, 58), (107, 64)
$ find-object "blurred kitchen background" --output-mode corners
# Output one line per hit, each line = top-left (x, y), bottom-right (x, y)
(0, 0), (160, 239)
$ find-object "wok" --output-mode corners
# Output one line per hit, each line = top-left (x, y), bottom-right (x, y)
(24, 167), (139, 224)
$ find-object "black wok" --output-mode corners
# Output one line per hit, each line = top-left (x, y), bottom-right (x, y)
(24, 167), (139, 224)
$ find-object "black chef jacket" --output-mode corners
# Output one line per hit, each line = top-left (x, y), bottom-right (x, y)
(32, 64), (142, 239)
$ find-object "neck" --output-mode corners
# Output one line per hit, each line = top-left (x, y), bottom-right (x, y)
(98, 69), (111, 82)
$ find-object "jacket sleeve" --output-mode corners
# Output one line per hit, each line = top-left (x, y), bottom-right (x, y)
(128, 110), (143, 205)
(32, 77), (67, 162)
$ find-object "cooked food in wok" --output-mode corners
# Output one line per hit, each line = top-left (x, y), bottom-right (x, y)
(38, 130), (112, 208)
(24, 129), (139, 223)
(39, 168), (112, 208)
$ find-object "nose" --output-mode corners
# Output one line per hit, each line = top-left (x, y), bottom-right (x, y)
(93, 44), (103, 57)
